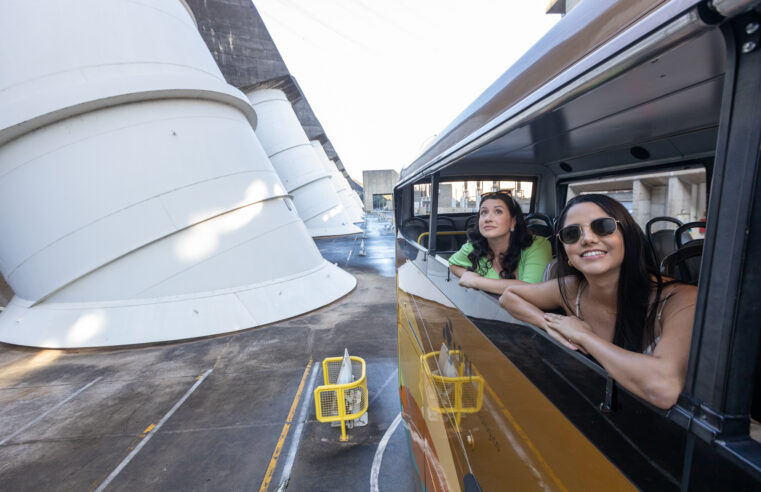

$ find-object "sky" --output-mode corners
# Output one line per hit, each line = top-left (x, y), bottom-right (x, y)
(252, 0), (560, 183)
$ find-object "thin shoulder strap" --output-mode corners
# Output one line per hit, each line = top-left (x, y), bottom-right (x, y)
(575, 281), (585, 318)
(656, 287), (675, 320)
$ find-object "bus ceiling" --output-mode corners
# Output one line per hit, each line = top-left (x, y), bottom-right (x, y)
(396, 0), (758, 187)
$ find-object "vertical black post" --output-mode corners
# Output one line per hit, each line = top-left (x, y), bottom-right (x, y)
(685, 10), (761, 432)
(429, 173), (440, 254)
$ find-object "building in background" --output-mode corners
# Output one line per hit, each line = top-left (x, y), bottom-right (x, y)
(363, 170), (400, 211)
(566, 168), (707, 231)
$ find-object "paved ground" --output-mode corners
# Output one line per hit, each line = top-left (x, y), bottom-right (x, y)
(0, 215), (415, 491)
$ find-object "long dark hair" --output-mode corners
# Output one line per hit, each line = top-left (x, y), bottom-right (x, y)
(555, 194), (665, 351)
(466, 193), (533, 279)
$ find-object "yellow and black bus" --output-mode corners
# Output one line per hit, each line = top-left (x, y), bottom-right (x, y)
(395, 1), (761, 490)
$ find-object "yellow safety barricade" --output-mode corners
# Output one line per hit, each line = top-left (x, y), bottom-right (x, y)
(420, 350), (484, 427)
(314, 356), (368, 441)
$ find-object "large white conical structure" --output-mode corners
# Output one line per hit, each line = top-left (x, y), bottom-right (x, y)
(246, 89), (361, 237)
(349, 186), (366, 213)
(0, 0), (355, 348)
(310, 141), (364, 223)
(335, 162), (366, 212)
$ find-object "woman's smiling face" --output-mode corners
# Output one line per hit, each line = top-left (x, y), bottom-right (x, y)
(478, 198), (515, 240)
(561, 201), (625, 277)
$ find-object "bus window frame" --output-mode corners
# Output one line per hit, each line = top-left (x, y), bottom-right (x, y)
(678, 14), (761, 454)
(426, 174), (538, 256)
(435, 175), (539, 216)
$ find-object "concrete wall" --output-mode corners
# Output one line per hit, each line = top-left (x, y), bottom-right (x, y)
(185, 0), (298, 99)
(567, 168), (706, 230)
(363, 170), (399, 211)
(186, 0), (361, 189)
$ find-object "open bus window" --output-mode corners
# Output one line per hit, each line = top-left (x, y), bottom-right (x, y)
(413, 182), (431, 216)
(439, 180), (534, 214)
(565, 168), (706, 233)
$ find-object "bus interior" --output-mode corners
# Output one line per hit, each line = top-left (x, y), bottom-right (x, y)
(395, 1), (761, 490)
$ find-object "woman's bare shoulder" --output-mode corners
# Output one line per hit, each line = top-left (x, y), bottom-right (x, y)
(661, 281), (698, 319)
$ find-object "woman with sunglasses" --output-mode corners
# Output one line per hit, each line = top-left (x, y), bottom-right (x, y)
(499, 194), (696, 409)
(448, 191), (552, 294)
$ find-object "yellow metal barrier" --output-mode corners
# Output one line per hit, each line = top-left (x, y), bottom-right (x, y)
(420, 350), (484, 427)
(314, 356), (368, 441)
(416, 230), (467, 245)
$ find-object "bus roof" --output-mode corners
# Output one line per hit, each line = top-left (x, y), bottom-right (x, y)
(398, 0), (716, 185)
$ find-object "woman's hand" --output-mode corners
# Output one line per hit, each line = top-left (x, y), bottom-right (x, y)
(458, 271), (482, 289)
(543, 313), (592, 353)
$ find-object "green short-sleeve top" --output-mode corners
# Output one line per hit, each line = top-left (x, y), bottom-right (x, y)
(447, 235), (552, 284)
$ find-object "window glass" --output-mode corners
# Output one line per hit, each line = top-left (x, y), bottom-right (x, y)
(565, 168), (707, 238)
(438, 180), (534, 214)
(413, 182), (432, 215)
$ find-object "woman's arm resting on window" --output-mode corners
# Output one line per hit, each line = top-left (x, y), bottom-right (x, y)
(544, 284), (697, 409)
(499, 279), (576, 349)
(451, 265), (526, 295)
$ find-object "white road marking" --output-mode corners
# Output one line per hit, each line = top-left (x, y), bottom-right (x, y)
(370, 412), (402, 492)
(368, 369), (397, 407)
(276, 364), (320, 491)
(95, 369), (213, 492)
(0, 376), (102, 446)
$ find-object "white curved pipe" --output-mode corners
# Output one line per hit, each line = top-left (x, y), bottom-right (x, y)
(0, 0), (355, 348)
(246, 89), (361, 237)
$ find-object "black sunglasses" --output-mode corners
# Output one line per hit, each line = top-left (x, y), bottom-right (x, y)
(557, 217), (621, 244)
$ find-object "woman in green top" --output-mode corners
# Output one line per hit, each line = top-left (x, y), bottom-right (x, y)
(448, 191), (552, 294)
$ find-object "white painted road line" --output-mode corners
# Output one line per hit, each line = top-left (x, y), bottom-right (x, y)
(95, 369), (213, 492)
(276, 364), (320, 491)
(369, 369), (397, 407)
(0, 376), (103, 446)
(370, 412), (402, 492)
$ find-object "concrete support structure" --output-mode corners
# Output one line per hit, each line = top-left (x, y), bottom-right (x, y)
(363, 170), (400, 211)
(0, 0), (355, 348)
(666, 176), (693, 224)
(311, 141), (365, 223)
(631, 179), (652, 227)
(567, 169), (707, 230)
(247, 89), (360, 237)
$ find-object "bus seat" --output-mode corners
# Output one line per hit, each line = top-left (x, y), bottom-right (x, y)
(401, 217), (428, 244)
(436, 216), (459, 251)
(660, 242), (702, 285)
(646, 216), (682, 265)
(542, 258), (559, 282)
(675, 221), (706, 249)
(464, 214), (478, 233)
(526, 213), (554, 238)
